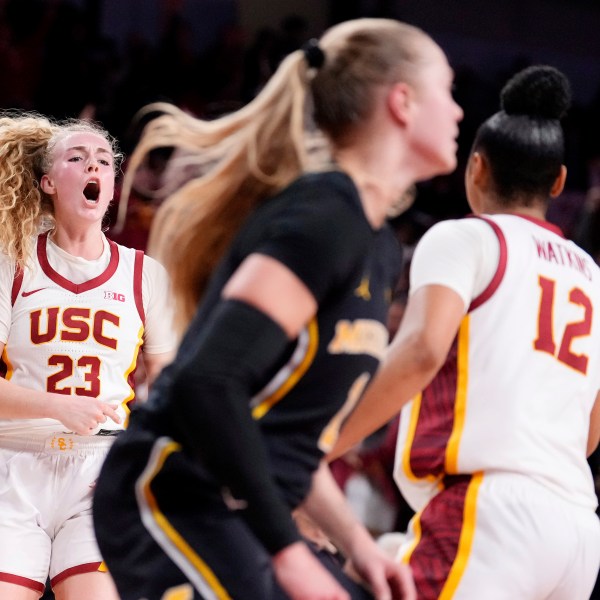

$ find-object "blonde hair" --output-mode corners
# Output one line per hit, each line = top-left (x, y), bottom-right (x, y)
(0, 112), (121, 269)
(128, 18), (433, 330)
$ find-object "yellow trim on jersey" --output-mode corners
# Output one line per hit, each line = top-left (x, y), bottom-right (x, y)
(122, 324), (145, 427)
(439, 472), (483, 599)
(445, 316), (470, 474)
(400, 510), (422, 564)
(2, 346), (13, 380)
(140, 440), (232, 600)
(162, 584), (194, 600)
(251, 318), (318, 420)
(401, 393), (422, 481)
(401, 394), (439, 486)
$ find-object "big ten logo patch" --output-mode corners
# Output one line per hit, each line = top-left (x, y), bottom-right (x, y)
(104, 291), (126, 302)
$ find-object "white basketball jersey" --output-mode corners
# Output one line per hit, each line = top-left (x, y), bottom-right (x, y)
(394, 214), (600, 512)
(0, 232), (146, 436)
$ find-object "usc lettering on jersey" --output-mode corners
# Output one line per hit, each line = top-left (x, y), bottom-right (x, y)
(0, 232), (146, 436)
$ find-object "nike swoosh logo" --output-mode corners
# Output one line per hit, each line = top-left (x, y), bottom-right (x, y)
(21, 288), (47, 297)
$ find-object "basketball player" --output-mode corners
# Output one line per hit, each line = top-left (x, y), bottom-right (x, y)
(331, 65), (600, 599)
(92, 18), (462, 600)
(0, 114), (176, 600)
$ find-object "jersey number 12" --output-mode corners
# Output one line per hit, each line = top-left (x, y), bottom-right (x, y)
(533, 275), (592, 375)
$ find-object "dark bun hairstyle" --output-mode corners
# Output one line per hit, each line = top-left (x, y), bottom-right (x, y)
(501, 65), (571, 120)
(471, 65), (571, 204)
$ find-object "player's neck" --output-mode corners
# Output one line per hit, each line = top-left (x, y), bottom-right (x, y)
(335, 154), (412, 229)
(49, 227), (105, 260)
(482, 197), (547, 221)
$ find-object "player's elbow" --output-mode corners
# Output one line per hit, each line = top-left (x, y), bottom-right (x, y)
(402, 329), (447, 374)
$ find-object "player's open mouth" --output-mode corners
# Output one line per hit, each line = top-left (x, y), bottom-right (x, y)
(83, 180), (100, 203)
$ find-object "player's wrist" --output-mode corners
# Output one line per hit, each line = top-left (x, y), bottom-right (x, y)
(44, 391), (67, 420)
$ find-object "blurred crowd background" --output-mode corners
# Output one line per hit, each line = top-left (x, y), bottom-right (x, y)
(1, 0), (598, 255)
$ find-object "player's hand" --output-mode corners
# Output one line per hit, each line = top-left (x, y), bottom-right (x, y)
(272, 541), (350, 600)
(50, 394), (121, 435)
(345, 533), (416, 600)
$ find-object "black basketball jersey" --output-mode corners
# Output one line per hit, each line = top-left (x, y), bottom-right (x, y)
(137, 169), (400, 522)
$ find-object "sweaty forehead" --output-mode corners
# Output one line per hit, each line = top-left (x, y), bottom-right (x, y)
(54, 131), (112, 154)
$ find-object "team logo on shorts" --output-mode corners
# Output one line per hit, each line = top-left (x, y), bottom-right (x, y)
(48, 435), (75, 451)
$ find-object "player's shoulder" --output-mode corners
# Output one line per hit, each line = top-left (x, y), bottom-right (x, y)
(421, 215), (498, 246)
(108, 236), (142, 254)
(286, 169), (357, 194)
(241, 170), (372, 250)
(140, 254), (170, 282)
(107, 238), (169, 279)
(0, 250), (16, 287)
(0, 249), (15, 269)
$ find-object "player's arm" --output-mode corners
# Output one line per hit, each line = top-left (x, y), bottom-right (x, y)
(329, 283), (465, 460)
(170, 254), (355, 599)
(141, 255), (178, 386)
(299, 460), (417, 600)
(142, 350), (175, 387)
(222, 253), (317, 336)
(170, 254), (313, 550)
(588, 389), (600, 456)
(330, 217), (499, 461)
(0, 341), (120, 434)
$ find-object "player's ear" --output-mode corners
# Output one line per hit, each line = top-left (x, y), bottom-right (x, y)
(40, 175), (55, 195)
(468, 152), (488, 187)
(387, 82), (413, 126)
(470, 151), (496, 195)
(550, 165), (567, 198)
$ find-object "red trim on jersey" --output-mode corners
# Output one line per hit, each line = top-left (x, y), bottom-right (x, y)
(409, 475), (472, 599)
(133, 249), (145, 324)
(37, 232), (120, 294)
(507, 212), (565, 238)
(468, 216), (507, 311)
(50, 561), (103, 588)
(409, 337), (459, 478)
(0, 571), (45, 593)
(11, 266), (23, 306)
